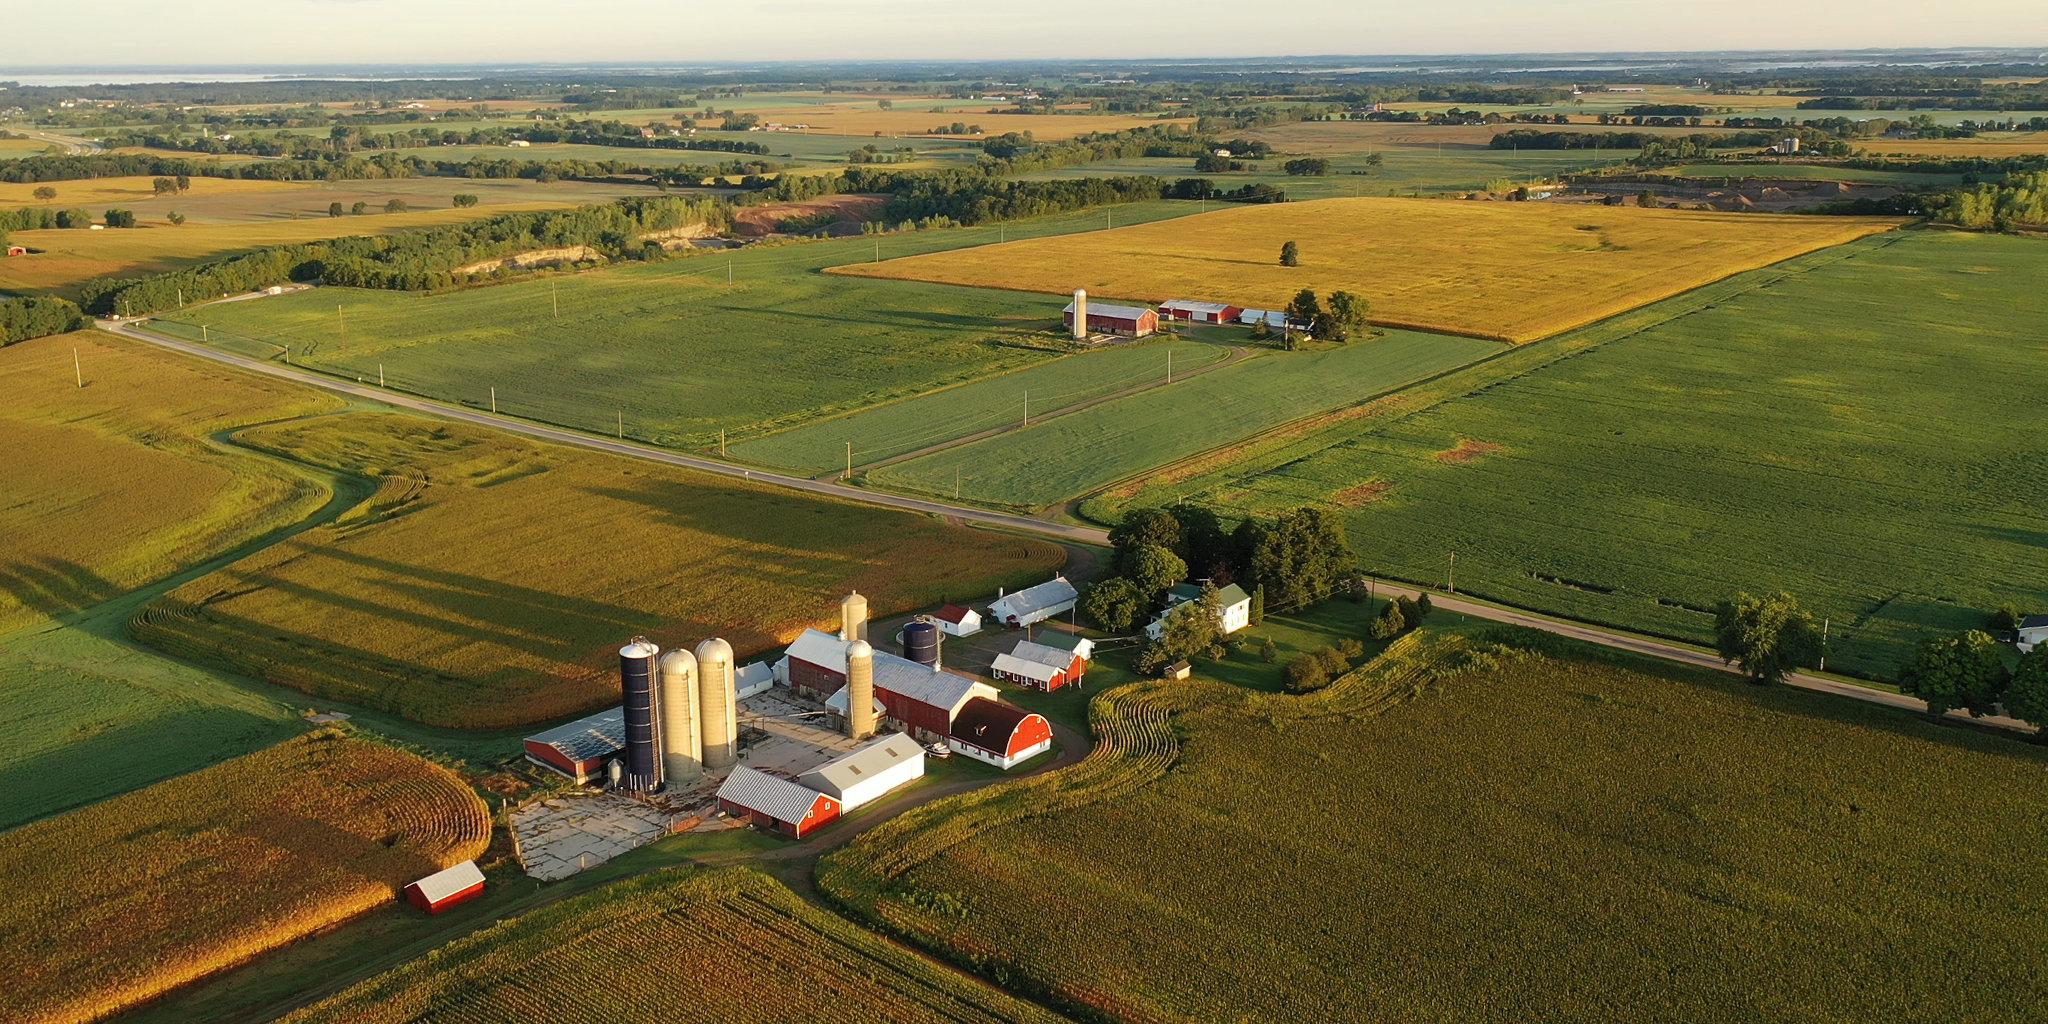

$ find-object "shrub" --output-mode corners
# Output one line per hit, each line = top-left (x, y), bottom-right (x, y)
(1283, 655), (1330, 693)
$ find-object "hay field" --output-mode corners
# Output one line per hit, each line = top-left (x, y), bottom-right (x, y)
(823, 633), (2048, 1024)
(1084, 231), (2048, 678)
(135, 412), (1065, 728)
(0, 331), (337, 632)
(1853, 131), (2048, 157)
(0, 175), (306, 209)
(283, 867), (1073, 1024)
(2, 731), (490, 1024)
(830, 197), (1900, 342)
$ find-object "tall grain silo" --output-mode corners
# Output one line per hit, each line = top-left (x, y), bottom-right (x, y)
(619, 637), (664, 792)
(695, 637), (738, 770)
(1071, 289), (1089, 340)
(840, 590), (869, 642)
(845, 639), (876, 741)
(658, 647), (703, 782)
(903, 619), (940, 670)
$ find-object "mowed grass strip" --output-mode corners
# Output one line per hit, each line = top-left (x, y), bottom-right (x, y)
(839, 635), (2048, 1024)
(868, 330), (1500, 509)
(281, 866), (1075, 1024)
(2, 731), (490, 1024)
(731, 337), (1231, 473)
(1088, 231), (2048, 677)
(0, 331), (338, 632)
(134, 412), (1066, 728)
(830, 197), (1902, 342)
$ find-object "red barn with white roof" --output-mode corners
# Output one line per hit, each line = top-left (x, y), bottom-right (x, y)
(404, 860), (485, 914)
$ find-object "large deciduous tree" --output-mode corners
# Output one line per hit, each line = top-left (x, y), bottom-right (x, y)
(1279, 240), (1299, 266)
(1713, 592), (1820, 684)
(1248, 506), (1355, 612)
(1124, 545), (1188, 603)
(1896, 630), (2011, 718)
(1079, 577), (1145, 634)
(2004, 647), (2048, 740)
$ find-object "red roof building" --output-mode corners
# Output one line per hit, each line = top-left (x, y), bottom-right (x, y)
(716, 766), (841, 838)
(933, 604), (982, 636)
(948, 698), (1054, 770)
(404, 860), (485, 914)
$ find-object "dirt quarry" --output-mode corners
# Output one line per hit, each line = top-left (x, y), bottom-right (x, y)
(1562, 176), (1902, 212)
(733, 194), (890, 237)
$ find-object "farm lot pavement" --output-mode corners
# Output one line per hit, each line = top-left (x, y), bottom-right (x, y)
(512, 794), (678, 881)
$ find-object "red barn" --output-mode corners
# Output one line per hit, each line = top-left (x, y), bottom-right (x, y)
(716, 766), (840, 838)
(782, 627), (850, 700)
(1063, 298), (1157, 338)
(990, 639), (1083, 691)
(1158, 299), (1243, 324)
(521, 708), (624, 784)
(4, 246), (26, 257)
(404, 860), (485, 914)
(948, 698), (1054, 770)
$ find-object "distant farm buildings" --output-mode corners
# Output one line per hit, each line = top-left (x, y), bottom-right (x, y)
(1159, 299), (1243, 324)
(4, 245), (26, 257)
(522, 707), (625, 784)
(1064, 297), (1157, 338)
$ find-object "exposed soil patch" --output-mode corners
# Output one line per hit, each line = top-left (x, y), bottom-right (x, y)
(733, 194), (891, 237)
(1332, 479), (1392, 507)
(1435, 438), (1505, 464)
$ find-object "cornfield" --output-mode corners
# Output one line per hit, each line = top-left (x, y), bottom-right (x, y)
(281, 867), (1072, 1024)
(131, 411), (1065, 728)
(830, 197), (1901, 342)
(823, 632), (2048, 1023)
(2, 730), (490, 1024)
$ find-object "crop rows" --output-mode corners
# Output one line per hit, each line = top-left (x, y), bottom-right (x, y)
(3, 731), (490, 1024)
(832, 633), (2048, 1023)
(282, 867), (1074, 1024)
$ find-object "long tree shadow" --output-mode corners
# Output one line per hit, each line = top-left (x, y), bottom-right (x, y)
(0, 706), (296, 832)
(583, 480), (882, 574)
(0, 558), (125, 623)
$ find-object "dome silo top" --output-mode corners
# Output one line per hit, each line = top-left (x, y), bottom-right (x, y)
(846, 639), (874, 660)
(694, 637), (734, 668)
(658, 647), (699, 675)
(620, 639), (661, 660)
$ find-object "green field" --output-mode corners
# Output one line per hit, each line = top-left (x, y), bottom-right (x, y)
(1013, 148), (1647, 199)
(152, 201), (1201, 450)
(822, 631), (2048, 1024)
(1086, 231), (2048, 677)
(868, 330), (1502, 509)
(1659, 162), (1969, 186)
(730, 336), (1231, 473)
(282, 866), (1072, 1024)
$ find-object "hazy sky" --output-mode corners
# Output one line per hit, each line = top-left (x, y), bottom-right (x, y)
(8, 0), (2047, 67)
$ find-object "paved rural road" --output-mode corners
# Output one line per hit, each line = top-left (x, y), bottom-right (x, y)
(104, 316), (2035, 736)
(17, 130), (102, 154)
(99, 317), (1113, 546)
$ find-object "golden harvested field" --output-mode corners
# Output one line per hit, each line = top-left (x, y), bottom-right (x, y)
(1854, 131), (2048, 157)
(0, 175), (307, 208)
(283, 867), (1074, 1024)
(136, 412), (1066, 728)
(0, 138), (51, 155)
(0, 332), (337, 631)
(1, 731), (491, 1024)
(1246, 119), (1711, 154)
(832, 197), (1902, 342)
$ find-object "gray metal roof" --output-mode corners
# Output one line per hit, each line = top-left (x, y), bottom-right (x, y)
(1064, 299), (1153, 321)
(1167, 582), (1251, 608)
(717, 765), (831, 822)
(1008, 639), (1075, 672)
(991, 652), (1060, 684)
(873, 650), (998, 712)
(989, 577), (1078, 621)
(525, 707), (626, 764)
(2022, 614), (2048, 629)
(1160, 299), (1237, 315)
(798, 733), (922, 797)
(824, 684), (887, 716)
(784, 627), (848, 673)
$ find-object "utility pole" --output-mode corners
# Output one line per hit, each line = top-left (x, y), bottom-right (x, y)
(844, 441), (852, 480)
(338, 304), (344, 338)
(727, 261), (733, 285)
(491, 387), (497, 414)
(1820, 617), (1830, 673)
(378, 363), (384, 387)
(73, 348), (82, 388)
(618, 411), (624, 438)
(1447, 552), (1456, 594)
(1022, 390), (1028, 428)
(955, 467), (960, 499)
(176, 288), (182, 308)
(1166, 350), (1171, 384)
(873, 239), (879, 263)
(719, 428), (726, 457)
(200, 324), (209, 344)
(552, 281), (559, 318)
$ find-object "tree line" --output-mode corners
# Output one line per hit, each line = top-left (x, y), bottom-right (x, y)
(79, 195), (729, 316)
(1, 297), (89, 346)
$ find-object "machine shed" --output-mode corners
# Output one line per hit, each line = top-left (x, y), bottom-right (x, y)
(716, 766), (841, 838)
(1159, 299), (1243, 324)
(988, 576), (1079, 629)
(948, 698), (1054, 770)
(522, 708), (626, 784)
(798, 733), (926, 811)
(404, 860), (485, 914)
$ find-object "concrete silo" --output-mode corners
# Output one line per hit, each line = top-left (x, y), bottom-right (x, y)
(658, 647), (703, 782)
(845, 639), (876, 741)
(695, 637), (739, 770)
(1071, 289), (1088, 340)
(840, 590), (869, 642)
(618, 638), (664, 792)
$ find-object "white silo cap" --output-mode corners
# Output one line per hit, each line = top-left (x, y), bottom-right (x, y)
(620, 639), (660, 659)
(846, 639), (873, 659)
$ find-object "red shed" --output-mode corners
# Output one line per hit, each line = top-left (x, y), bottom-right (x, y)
(4, 246), (26, 257)
(404, 860), (485, 914)
(716, 766), (840, 838)
(521, 707), (624, 784)
(948, 697), (1054, 770)
(1063, 298), (1157, 338)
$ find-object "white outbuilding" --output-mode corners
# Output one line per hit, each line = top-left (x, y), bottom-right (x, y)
(987, 576), (1078, 629)
(797, 732), (926, 811)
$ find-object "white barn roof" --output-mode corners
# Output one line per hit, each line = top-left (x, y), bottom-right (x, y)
(989, 577), (1078, 622)
(824, 684), (888, 716)
(1008, 639), (1075, 672)
(798, 733), (923, 797)
(525, 707), (626, 763)
(785, 627), (849, 673)
(407, 860), (484, 904)
(991, 652), (1061, 685)
(1160, 299), (1236, 315)
(717, 766), (830, 822)
(873, 651), (996, 711)
(1064, 299), (1153, 321)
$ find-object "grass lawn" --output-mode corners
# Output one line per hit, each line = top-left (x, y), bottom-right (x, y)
(1087, 230), (2048, 679)
(867, 329), (1503, 509)
(833, 196), (1901, 342)
(153, 200), (1204, 449)
(823, 631), (2048, 1024)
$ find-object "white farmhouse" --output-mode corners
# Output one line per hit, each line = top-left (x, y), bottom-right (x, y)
(1145, 583), (1252, 640)
(2019, 614), (2048, 654)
